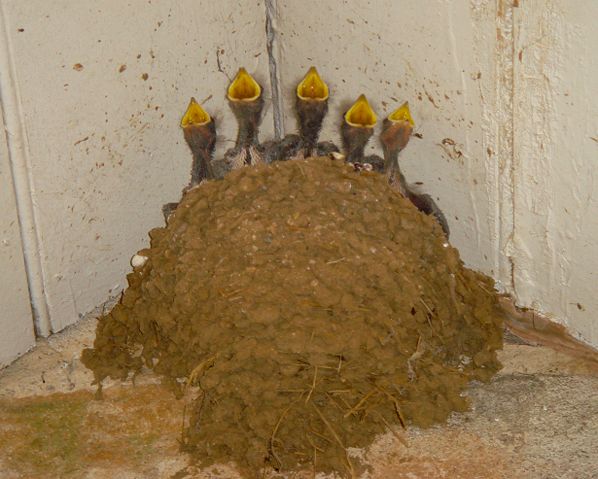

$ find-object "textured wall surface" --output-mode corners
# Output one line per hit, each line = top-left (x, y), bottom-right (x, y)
(511, 0), (598, 345)
(0, 0), (273, 337)
(0, 102), (35, 367)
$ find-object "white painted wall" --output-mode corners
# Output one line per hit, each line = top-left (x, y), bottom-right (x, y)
(1, 0), (597, 364)
(511, 0), (598, 346)
(0, 102), (35, 367)
(0, 0), (272, 342)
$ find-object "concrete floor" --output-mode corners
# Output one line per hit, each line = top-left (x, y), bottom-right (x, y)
(1, 313), (597, 479)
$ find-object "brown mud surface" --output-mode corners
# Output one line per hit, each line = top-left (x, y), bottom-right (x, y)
(82, 157), (504, 477)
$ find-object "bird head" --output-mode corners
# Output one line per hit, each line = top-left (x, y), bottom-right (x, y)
(296, 67), (329, 102)
(181, 97), (212, 127)
(180, 97), (216, 153)
(227, 67), (262, 102)
(388, 101), (414, 126)
(344, 94), (377, 129)
(380, 102), (414, 154)
(341, 95), (377, 162)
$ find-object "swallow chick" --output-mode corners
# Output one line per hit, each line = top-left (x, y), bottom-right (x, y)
(224, 67), (265, 169)
(340, 94), (384, 171)
(295, 66), (331, 157)
(162, 98), (217, 221)
(380, 102), (450, 237)
(264, 67), (338, 163)
(181, 97), (217, 185)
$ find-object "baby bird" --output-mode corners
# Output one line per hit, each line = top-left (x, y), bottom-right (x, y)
(162, 98), (217, 221)
(380, 102), (450, 236)
(295, 66), (333, 157)
(224, 67), (265, 169)
(180, 97), (216, 185)
(264, 66), (337, 163)
(340, 94), (384, 171)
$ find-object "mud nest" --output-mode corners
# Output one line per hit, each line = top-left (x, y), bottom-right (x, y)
(82, 157), (503, 477)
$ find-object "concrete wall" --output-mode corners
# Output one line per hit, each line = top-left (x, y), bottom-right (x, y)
(1, 0), (597, 364)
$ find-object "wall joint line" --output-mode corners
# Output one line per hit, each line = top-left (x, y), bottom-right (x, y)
(0, 1), (51, 337)
(265, 0), (284, 139)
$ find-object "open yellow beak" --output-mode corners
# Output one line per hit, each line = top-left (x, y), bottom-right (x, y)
(296, 66), (329, 101)
(227, 67), (261, 102)
(388, 101), (415, 127)
(180, 97), (211, 128)
(344, 94), (377, 128)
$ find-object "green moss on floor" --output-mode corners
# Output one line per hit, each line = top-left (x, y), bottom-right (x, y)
(0, 385), (183, 478)
(0, 393), (88, 476)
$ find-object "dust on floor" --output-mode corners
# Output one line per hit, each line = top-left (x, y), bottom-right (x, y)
(1, 314), (597, 478)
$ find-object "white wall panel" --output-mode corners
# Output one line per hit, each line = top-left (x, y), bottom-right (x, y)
(0, 102), (35, 367)
(511, 0), (598, 346)
(1, 0), (272, 334)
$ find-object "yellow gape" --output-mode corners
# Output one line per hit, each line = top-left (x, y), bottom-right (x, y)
(296, 67), (329, 101)
(344, 94), (377, 128)
(388, 101), (415, 127)
(227, 67), (261, 101)
(180, 97), (211, 128)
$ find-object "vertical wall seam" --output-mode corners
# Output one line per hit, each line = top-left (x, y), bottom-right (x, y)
(509, 1), (517, 295)
(265, 0), (284, 139)
(495, 0), (516, 295)
(0, 1), (51, 337)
